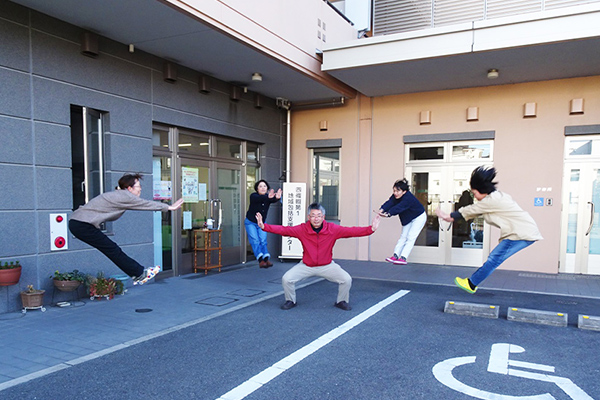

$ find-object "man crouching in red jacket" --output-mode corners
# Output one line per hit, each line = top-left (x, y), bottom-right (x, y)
(256, 203), (380, 311)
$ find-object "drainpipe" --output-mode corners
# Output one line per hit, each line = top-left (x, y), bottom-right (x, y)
(286, 109), (291, 182)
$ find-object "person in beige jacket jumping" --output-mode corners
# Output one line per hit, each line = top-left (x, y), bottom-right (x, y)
(436, 166), (542, 294)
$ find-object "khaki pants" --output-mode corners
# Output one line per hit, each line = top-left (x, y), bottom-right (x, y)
(282, 261), (352, 304)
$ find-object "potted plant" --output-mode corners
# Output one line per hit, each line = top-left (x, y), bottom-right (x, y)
(0, 260), (22, 286)
(21, 284), (46, 313)
(87, 272), (123, 300)
(51, 269), (87, 292)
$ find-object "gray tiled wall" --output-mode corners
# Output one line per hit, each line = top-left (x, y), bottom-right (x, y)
(0, 0), (285, 313)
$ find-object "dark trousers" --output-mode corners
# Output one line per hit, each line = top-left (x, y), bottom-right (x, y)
(69, 219), (144, 278)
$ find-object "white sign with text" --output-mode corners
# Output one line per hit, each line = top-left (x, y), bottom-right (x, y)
(280, 182), (306, 259)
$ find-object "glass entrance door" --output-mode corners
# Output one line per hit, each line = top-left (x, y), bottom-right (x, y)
(178, 159), (210, 275)
(560, 163), (600, 275)
(405, 165), (488, 266)
(216, 162), (242, 266)
(152, 156), (173, 272)
(404, 167), (443, 264)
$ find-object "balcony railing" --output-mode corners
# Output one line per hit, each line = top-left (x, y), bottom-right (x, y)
(373, 0), (600, 35)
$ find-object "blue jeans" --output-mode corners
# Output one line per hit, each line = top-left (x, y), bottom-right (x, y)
(244, 218), (270, 260)
(470, 239), (534, 286)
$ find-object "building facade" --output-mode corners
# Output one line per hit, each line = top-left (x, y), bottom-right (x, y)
(293, 0), (600, 276)
(290, 80), (600, 275)
(0, 1), (291, 313)
(2, 0), (599, 313)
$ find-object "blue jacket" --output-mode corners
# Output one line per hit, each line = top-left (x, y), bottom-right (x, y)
(380, 191), (425, 226)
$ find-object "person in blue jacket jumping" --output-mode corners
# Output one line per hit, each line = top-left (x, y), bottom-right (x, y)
(378, 178), (426, 265)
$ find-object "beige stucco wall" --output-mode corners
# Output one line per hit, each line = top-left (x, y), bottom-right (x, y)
(290, 75), (600, 274)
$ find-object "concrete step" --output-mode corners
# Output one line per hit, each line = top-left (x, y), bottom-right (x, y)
(507, 307), (567, 327)
(444, 301), (499, 319)
(578, 314), (600, 331)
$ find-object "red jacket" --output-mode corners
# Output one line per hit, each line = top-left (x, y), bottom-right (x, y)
(263, 220), (374, 267)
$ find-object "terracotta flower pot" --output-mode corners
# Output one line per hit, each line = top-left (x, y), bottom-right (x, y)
(21, 290), (45, 308)
(53, 279), (81, 292)
(0, 265), (22, 286)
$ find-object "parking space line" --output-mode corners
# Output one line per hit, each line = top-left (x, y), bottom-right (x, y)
(216, 289), (411, 400)
(0, 281), (320, 393)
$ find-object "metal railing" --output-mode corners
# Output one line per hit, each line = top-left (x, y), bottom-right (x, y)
(373, 0), (600, 35)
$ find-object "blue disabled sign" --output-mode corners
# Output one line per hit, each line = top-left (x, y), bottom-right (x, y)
(534, 197), (544, 207)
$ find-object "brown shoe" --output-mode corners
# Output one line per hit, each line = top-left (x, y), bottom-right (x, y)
(335, 301), (352, 311)
(259, 260), (268, 268)
(264, 260), (273, 268)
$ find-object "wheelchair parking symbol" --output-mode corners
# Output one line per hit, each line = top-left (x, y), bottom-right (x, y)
(432, 343), (593, 399)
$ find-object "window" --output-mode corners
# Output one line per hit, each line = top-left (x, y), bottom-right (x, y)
(566, 138), (600, 157)
(451, 143), (491, 160)
(312, 148), (340, 220)
(178, 132), (210, 156)
(71, 105), (106, 210)
(216, 138), (241, 159)
(247, 142), (259, 162)
(153, 127), (170, 149)
(406, 140), (494, 163)
(409, 146), (444, 160)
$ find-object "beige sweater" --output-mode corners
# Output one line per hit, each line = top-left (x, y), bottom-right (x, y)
(458, 191), (543, 242)
(71, 189), (169, 228)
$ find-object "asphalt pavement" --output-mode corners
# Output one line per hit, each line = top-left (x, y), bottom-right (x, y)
(1, 260), (599, 399)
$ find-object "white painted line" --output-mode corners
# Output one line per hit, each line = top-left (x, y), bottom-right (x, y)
(436, 343), (593, 400)
(433, 356), (552, 400)
(508, 369), (594, 400)
(216, 289), (410, 400)
(509, 360), (555, 373)
(0, 280), (321, 393)
(0, 365), (70, 392)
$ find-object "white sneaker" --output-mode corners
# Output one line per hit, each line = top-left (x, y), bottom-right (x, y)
(133, 266), (161, 286)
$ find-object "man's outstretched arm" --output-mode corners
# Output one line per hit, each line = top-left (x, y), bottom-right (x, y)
(256, 212), (302, 237)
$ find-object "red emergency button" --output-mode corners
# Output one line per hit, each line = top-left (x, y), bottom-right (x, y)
(54, 237), (66, 248)
(56, 215), (64, 223)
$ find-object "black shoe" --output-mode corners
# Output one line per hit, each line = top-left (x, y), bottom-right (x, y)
(335, 301), (352, 311)
(281, 300), (296, 310)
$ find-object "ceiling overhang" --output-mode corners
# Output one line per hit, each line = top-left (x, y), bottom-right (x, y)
(322, 3), (600, 97)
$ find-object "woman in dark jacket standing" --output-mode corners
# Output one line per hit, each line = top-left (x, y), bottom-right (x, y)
(245, 179), (281, 268)
(378, 178), (426, 265)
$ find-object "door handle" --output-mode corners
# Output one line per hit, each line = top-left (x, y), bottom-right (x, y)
(437, 200), (453, 231)
(439, 221), (453, 232)
(586, 201), (595, 236)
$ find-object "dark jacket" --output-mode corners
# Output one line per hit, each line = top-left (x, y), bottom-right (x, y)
(380, 191), (425, 226)
(245, 192), (279, 223)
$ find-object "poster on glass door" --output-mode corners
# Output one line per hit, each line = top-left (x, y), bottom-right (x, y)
(182, 167), (199, 203)
(280, 182), (306, 259)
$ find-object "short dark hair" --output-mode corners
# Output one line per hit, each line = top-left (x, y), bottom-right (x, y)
(469, 166), (497, 194)
(307, 203), (326, 216)
(254, 179), (270, 192)
(393, 178), (409, 192)
(117, 173), (143, 190)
